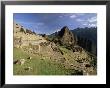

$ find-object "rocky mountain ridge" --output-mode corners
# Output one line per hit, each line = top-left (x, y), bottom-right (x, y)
(58, 26), (77, 47)
(49, 27), (97, 55)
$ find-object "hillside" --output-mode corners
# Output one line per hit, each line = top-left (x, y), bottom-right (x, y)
(13, 23), (97, 75)
(14, 23), (47, 48)
(49, 27), (97, 55)
(72, 27), (97, 55)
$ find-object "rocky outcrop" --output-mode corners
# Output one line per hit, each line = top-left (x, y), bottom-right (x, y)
(58, 26), (77, 47)
(14, 23), (47, 48)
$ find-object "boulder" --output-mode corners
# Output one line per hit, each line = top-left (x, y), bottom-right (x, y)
(13, 60), (19, 64)
(13, 59), (26, 65)
(27, 57), (32, 59)
(24, 67), (32, 71)
(19, 59), (26, 65)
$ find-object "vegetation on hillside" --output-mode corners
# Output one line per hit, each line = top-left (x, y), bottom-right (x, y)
(13, 24), (97, 75)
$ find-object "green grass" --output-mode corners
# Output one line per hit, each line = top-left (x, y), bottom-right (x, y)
(59, 46), (70, 53)
(13, 46), (97, 75)
(13, 48), (68, 75)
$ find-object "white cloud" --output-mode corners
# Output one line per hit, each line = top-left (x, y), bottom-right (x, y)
(59, 14), (84, 19)
(76, 16), (97, 23)
(87, 16), (97, 23)
(83, 23), (88, 26)
(56, 29), (61, 32)
(88, 23), (97, 27)
(76, 16), (97, 27)
(82, 22), (97, 27)
(36, 22), (44, 26)
(16, 21), (44, 26)
(76, 18), (84, 22)
(59, 16), (63, 18)
(70, 15), (77, 18)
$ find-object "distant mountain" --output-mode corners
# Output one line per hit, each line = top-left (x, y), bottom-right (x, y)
(71, 27), (97, 43)
(49, 27), (97, 55)
(72, 27), (97, 55)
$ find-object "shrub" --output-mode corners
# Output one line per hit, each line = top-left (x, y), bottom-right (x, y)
(20, 28), (25, 33)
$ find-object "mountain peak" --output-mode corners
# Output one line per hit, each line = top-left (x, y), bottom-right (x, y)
(61, 26), (69, 30)
(58, 26), (77, 46)
(61, 26), (69, 32)
(58, 26), (70, 37)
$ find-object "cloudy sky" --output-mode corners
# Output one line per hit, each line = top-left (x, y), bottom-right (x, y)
(14, 13), (97, 35)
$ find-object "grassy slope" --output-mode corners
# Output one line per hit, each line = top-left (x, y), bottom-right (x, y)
(13, 48), (68, 75)
(13, 46), (97, 75)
